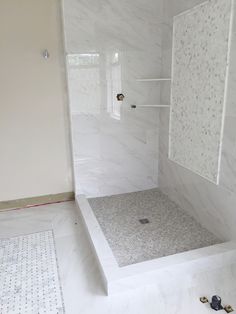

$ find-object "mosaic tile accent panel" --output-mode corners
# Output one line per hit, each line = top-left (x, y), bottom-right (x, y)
(169, 0), (233, 184)
(0, 231), (64, 314)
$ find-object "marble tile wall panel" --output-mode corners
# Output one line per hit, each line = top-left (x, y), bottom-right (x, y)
(159, 0), (236, 240)
(63, 0), (163, 197)
(169, 0), (233, 184)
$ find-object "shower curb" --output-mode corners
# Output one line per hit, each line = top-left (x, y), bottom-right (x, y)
(76, 195), (236, 296)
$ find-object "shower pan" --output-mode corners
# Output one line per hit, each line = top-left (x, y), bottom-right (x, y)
(77, 191), (235, 295)
(63, 0), (236, 295)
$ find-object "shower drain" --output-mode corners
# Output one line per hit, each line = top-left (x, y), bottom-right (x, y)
(139, 218), (150, 224)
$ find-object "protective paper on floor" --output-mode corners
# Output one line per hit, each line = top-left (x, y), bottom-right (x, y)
(0, 230), (64, 314)
(169, 0), (233, 184)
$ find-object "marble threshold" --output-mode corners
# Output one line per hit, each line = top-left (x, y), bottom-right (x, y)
(76, 195), (236, 296)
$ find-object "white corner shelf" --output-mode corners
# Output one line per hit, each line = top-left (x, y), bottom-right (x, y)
(136, 78), (171, 82)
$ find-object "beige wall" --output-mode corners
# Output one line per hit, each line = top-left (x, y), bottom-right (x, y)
(0, 0), (73, 201)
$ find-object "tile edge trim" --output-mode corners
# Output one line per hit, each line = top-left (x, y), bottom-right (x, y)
(0, 192), (75, 211)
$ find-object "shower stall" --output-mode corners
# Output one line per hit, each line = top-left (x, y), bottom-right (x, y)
(62, 0), (236, 294)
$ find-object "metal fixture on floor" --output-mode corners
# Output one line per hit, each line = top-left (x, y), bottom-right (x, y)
(139, 218), (150, 224)
(224, 305), (234, 313)
(200, 297), (209, 304)
(210, 295), (223, 311)
(200, 296), (234, 313)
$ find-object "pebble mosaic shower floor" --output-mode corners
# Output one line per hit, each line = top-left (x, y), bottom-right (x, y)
(89, 189), (222, 267)
(0, 230), (64, 314)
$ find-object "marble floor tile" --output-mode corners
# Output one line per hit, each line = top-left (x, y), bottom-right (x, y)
(0, 231), (64, 314)
(0, 201), (235, 314)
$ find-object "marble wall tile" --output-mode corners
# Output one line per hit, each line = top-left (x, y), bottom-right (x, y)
(63, 0), (163, 197)
(71, 110), (159, 197)
(63, 0), (163, 54)
(159, 0), (236, 240)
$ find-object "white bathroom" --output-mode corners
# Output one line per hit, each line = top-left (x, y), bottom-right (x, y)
(0, 0), (236, 313)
